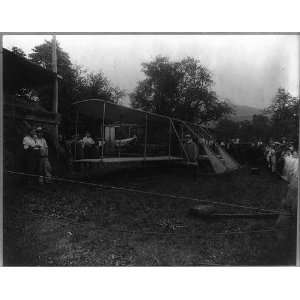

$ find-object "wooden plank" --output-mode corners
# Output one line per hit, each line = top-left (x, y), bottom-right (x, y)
(73, 156), (183, 164)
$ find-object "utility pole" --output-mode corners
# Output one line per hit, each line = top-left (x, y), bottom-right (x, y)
(52, 35), (59, 142)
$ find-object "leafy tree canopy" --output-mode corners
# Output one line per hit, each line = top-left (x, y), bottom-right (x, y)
(265, 88), (299, 140)
(214, 88), (299, 143)
(11, 46), (26, 58)
(265, 88), (298, 121)
(130, 56), (233, 124)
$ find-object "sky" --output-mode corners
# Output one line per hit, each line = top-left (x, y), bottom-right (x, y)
(3, 34), (299, 109)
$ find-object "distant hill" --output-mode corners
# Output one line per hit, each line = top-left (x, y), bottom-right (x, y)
(205, 101), (268, 128)
(227, 101), (264, 122)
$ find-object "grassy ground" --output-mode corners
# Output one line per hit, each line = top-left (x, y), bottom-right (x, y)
(3, 163), (297, 266)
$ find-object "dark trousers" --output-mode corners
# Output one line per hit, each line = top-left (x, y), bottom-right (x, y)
(24, 149), (40, 175)
(187, 161), (199, 180)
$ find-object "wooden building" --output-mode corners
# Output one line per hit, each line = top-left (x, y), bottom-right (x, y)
(2, 47), (61, 170)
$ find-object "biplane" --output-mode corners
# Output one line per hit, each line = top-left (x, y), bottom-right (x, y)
(72, 99), (239, 174)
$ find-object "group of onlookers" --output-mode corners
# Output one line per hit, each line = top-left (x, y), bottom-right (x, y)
(264, 139), (298, 181)
(23, 127), (298, 186)
(22, 128), (103, 182)
(263, 139), (299, 244)
(263, 139), (298, 235)
(23, 126), (52, 184)
(70, 131), (101, 160)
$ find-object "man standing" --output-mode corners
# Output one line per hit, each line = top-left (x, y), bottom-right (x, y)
(183, 134), (199, 162)
(183, 134), (199, 179)
(36, 127), (52, 184)
(23, 128), (40, 180)
(80, 131), (96, 158)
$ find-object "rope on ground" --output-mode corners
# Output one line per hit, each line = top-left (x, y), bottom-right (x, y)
(6, 170), (292, 216)
(7, 206), (290, 239)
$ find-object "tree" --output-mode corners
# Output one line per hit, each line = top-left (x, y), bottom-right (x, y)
(28, 40), (77, 111)
(11, 46), (26, 58)
(238, 120), (254, 142)
(75, 71), (125, 104)
(215, 89), (298, 143)
(265, 88), (299, 140)
(9, 46), (41, 102)
(251, 114), (271, 141)
(130, 56), (232, 124)
(26, 40), (124, 135)
(215, 114), (272, 143)
(131, 56), (181, 115)
(215, 119), (239, 141)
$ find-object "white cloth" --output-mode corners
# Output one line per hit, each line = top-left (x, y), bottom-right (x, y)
(289, 157), (298, 179)
(23, 135), (38, 150)
(115, 136), (137, 147)
(81, 136), (95, 147)
(282, 155), (298, 182)
(281, 154), (291, 180)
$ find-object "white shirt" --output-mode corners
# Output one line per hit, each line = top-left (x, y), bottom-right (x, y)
(81, 136), (95, 147)
(23, 135), (38, 150)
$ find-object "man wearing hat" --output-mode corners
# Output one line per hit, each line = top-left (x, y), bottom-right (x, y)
(36, 126), (52, 184)
(80, 131), (96, 158)
(183, 134), (199, 179)
(23, 128), (41, 178)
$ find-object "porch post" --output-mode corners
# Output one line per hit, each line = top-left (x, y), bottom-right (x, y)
(168, 118), (172, 159)
(52, 35), (59, 142)
(101, 101), (106, 160)
(144, 113), (148, 160)
(74, 110), (79, 160)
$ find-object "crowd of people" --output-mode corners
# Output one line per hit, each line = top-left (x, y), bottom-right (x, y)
(22, 126), (299, 188)
(264, 139), (298, 181)
(263, 139), (298, 234)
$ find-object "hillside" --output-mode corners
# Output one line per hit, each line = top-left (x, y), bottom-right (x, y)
(228, 102), (264, 122)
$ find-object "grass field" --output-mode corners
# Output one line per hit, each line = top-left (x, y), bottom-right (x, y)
(3, 163), (297, 266)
